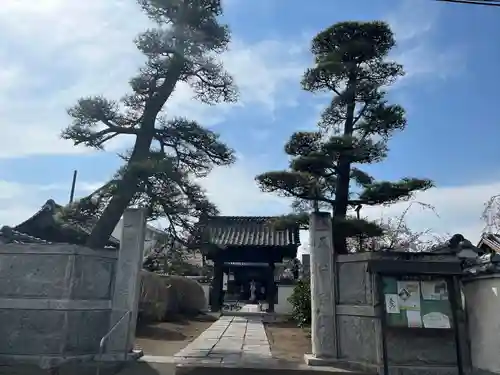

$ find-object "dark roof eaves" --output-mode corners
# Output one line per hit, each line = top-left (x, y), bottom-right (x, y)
(13, 199), (120, 247)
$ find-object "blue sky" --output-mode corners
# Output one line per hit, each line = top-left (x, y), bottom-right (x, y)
(0, 0), (499, 244)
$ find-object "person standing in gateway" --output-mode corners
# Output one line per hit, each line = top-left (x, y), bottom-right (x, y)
(249, 280), (257, 303)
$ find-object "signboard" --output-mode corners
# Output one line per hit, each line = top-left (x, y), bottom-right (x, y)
(382, 275), (453, 329)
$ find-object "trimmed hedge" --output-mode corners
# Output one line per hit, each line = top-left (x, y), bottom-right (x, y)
(139, 271), (207, 321)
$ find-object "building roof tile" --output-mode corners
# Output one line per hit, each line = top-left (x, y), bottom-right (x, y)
(202, 216), (300, 248)
(13, 199), (120, 248)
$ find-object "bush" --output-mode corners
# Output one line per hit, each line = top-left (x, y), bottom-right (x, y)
(139, 270), (170, 321)
(139, 271), (207, 322)
(287, 278), (311, 327)
(165, 275), (207, 315)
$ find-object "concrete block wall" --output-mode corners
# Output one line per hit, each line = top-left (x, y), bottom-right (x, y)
(336, 253), (382, 366)
(336, 253), (460, 375)
(0, 243), (118, 359)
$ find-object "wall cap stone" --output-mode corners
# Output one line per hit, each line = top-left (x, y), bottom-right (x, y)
(0, 243), (118, 258)
(462, 272), (500, 283)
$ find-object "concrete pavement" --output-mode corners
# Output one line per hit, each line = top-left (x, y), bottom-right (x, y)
(174, 314), (272, 366)
(117, 305), (366, 375)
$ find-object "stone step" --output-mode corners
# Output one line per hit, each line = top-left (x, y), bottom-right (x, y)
(0, 362), (125, 375)
(174, 361), (372, 375)
(117, 361), (176, 375)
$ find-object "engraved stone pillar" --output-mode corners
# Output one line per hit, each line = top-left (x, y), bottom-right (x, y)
(108, 208), (147, 354)
(304, 211), (338, 365)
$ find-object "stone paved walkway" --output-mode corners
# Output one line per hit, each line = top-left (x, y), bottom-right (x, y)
(239, 304), (260, 313)
(174, 309), (272, 366)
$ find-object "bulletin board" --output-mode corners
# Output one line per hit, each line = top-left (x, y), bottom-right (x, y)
(382, 275), (453, 329)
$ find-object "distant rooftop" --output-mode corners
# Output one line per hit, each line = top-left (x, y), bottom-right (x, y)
(478, 233), (500, 253)
(0, 226), (50, 245)
(13, 199), (119, 248)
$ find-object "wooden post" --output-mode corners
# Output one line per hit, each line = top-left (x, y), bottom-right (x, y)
(267, 262), (276, 312)
(211, 261), (223, 311)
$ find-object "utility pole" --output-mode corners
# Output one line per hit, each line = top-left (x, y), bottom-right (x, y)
(69, 170), (78, 204)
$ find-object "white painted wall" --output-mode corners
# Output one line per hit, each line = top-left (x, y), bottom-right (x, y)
(201, 284), (210, 311)
(112, 219), (167, 256)
(275, 284), (295, 314)
(463, 275), (500, 373)
(199, 283), (294, 313)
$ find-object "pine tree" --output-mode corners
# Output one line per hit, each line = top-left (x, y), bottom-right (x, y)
(61, 0), (237, 249)
(256, 21), (433, 254)
(65, 142), (223, 246)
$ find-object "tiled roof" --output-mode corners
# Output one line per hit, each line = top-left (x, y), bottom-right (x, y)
(13, 199), (120, 247)
(202, 216), (300, 247)
(0, 226), (51, 244)
(478, 233), (500, 253)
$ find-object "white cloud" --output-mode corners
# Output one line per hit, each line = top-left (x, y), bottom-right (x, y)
(361, 184), (493, 243)
(387, 0), (466, 87)
(197, 161), (495, 252)
(296, 0), (466, 136)
(387, 0), (440, 42)
(0, 160), (493, 255)
(0, 0), (463, 159)
(0, 179), (103, 227)
(0, 0), (473, 256)
(0, 0), (306, 159)
(199, 156), (290, 216)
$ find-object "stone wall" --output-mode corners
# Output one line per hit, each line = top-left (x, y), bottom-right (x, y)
(462, 274), (500, 374)
(275, 284), (294, 314)
(0, 243), (118, 364)
(336, 253), (382, 367)
(336, 253), (464, 375)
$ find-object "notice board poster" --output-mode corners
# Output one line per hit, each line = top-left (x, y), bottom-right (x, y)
(382, 276), (453, 329)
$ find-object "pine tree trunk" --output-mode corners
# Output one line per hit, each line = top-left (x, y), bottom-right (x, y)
(333, 76), (357, 254)
(85, 132), (154, 249)
(86, 64), (183, 249)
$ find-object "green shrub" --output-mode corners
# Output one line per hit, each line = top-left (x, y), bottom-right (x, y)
(287, 278), (311, 327)
(139, 271), (207, 321)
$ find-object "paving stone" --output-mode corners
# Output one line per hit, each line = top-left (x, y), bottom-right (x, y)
(242, 344), (267, 350)
(177, 357), (223, 365)
(211, 346), (241, 351)
(173, 304), (274, 369)
(185, 345), (216, 352)
(211, 350), (241, 356)
(174, 349), (211, 358)
(213, 340), (240, 345)
(245, 337), (267, 342)
(196, 339), (221, 344)
(221, 354), (242, 364)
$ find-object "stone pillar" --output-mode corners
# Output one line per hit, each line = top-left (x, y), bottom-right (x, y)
(267, 262), (276, 312)
(304, 211), (337, 366)
(108, 208), (147, 354)
(211, 261), (223, 311)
